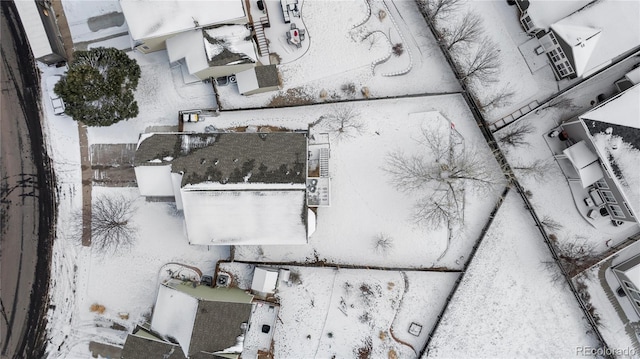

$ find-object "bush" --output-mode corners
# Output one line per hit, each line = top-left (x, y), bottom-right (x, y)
(90, 303), (106, 314)
(54, 47), (141, 126)
(392, 43), (404, 56)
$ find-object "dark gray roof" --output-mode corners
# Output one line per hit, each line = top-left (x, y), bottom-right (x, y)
(255, 65), (279, 88)
(121, 330), (187, 359)
(135, 132), (307, 187)
(584, 119), (640, 150)
(190, 301), (252, 355)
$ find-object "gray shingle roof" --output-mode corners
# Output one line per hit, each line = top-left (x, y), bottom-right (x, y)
(255, 65), (279, 88)
(189, 301), (252, 355)
(135, 132), (307, 187)
(121, 330), (187, 359)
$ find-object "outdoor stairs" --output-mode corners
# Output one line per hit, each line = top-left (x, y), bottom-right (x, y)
(254, 18), (270, 57)
(319, 148), (329, 177)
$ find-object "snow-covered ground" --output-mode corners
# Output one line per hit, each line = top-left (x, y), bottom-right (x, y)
(61, 0), (128, 44)
(218, 262), (459, 358)
(426, 191), (600, 357)
(216, 0), (460, 109)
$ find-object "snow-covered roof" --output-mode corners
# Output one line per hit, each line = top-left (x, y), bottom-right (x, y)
(581, 85), (640, 129)
(251, 267), (279, 294)
(580, 85), (640, 215)
(204, 25), (256, 65)
(181, 189), (308, 245)
(525, 0), (591, 30)
(236, 67), (260, 94)
(562, 140), (603, 188)
(134, 165), (175, 197)
(150, 284), (199, 357)
(551, 0), (640, 77)
(120, 0), (247, 41)
(166, 30), (209, 75)
(551, 24), (601, 76)
(14, 0), (53, 59)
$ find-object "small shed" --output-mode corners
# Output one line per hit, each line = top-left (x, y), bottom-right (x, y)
(251, 267), (279, 295)
(236, 65), (280, 96)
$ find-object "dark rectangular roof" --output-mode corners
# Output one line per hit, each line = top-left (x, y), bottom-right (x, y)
(190, 301), (252, 355)
(255, 65), (279, 88)
(135, 132), (307, 187)
(121, 329), (187, 359)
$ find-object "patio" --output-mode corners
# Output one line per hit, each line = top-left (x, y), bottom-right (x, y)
(544, 126), (639, 238)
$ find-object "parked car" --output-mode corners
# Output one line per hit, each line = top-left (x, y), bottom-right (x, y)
(51, 96), (65, 115)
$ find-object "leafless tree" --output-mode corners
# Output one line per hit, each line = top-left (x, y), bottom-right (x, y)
(315, 106), (366, 141)
(372, 233), (394, 256)
(511, 158), (556, 182)
(458, 37), (501, 84)
(497, 121), (534, 148)
(552, 235), (598, 277)
(444, 12), (483, 51)
(536, 96), (580, 115)
(419, 0), (464, 24)
(90, 194), (137, 253)
(541, 215), (563, 232)
(479, 85), (516, 113)
(384, 126), (503, 230)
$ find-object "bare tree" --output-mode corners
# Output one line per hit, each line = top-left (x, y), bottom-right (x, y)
(444, 12), (483, 51)
(419, 0), (464, 24)
(372, 233), (394, 256)
(497, 121), (534, 148)
(458, 37), (501, 84)
(512, 158), (556, 182)
(384, 126), (502, 230)
(90, 194), (137, 253)
(541, 215), (563, 232)
(553, 235), (598, 277)
(536, 96), (580, 115)
(479, 85), (516, 113)
(315, 106), (366, 141)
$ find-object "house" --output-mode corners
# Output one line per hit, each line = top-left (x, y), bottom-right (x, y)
(554, 84), (640, 226)
(236, 65), (281, 96)
(134, 131), (315, 245)
(612, 252), (640, 319)
(14, 0), (66, 65)
(121, 279), (254, 358)
(120, 0), (257, 79)
(514, 0), (640, 79)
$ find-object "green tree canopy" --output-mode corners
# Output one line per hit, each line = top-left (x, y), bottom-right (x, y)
(54, 47), (141, 126)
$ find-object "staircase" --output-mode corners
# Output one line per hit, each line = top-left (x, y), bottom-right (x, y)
(253, 17), (270, 57)
(319, 148), (330, 178)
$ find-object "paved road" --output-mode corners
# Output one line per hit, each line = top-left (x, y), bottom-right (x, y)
(1, 2), (57, 358)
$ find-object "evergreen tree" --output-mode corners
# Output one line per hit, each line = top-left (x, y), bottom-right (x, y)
(54, 47), (141, 126)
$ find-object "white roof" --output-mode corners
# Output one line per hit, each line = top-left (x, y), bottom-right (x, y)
(250, 267), (278, 294)
(563, 140), (603, 188)
(625, 262), (640, 289)
(151, 284), (199, 357)
(134, 165), (175, 197)
(236, 67), (259, 95)
(526, 0), (591, 30)
(181, 189), (307, 245)
(551, 24), (601, 76)
(166, 30), (209, 75)
(581, 85), (640, 129)
(14, 0), (53, 59)
(120, 0), (246, 41)
(551, 0), (640, 77)
(203, 26), (256, 63)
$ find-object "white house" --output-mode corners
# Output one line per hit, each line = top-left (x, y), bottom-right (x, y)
(120, 0), (257, 79)
(134, 131), (314, 245)
(515, 0), (640, 79)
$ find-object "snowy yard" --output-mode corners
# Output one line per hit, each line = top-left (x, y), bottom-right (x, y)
(216, 0), (460, 109)
(218, 262), (458, 358)
(426, 191), (599, 357)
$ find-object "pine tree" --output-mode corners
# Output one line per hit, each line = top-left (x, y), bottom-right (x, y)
(54, 47), (141, 126)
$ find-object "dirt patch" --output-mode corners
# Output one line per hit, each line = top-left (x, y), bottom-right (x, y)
(267, 87), (315, 107)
